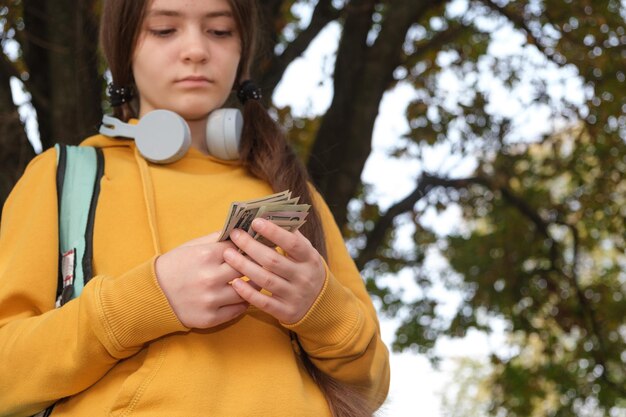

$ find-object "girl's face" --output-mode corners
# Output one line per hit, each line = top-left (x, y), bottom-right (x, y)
(132, 0), (241, 121)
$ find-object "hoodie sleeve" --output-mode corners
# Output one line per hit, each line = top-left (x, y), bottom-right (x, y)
(282, 189), (391, 408)
(0, 149), (186, 416)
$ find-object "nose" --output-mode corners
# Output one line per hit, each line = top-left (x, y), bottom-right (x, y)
(180, 29), (209, 63)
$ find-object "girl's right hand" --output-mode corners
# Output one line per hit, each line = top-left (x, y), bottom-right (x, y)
(155, 232), (248, 329)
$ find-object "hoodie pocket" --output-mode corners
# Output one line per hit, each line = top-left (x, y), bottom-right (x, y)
(108, 339), (169, 417)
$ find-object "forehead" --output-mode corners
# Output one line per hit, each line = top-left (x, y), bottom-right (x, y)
(146, 0), (233, 17)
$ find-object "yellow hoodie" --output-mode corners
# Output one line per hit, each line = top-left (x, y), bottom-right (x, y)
(0, 134), (390, 417)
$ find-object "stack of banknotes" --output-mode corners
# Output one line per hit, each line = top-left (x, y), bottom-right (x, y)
(218, 190), (310, 246)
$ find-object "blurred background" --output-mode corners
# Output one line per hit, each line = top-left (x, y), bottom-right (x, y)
(1, 1), (625, 415)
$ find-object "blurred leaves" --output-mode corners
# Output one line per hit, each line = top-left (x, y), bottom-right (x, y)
(342, 0), (626, 414)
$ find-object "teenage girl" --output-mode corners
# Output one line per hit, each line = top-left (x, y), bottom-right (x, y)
(0, 1), (390, 416)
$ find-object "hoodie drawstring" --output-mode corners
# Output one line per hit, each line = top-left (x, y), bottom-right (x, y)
(133, 146), (162, 255)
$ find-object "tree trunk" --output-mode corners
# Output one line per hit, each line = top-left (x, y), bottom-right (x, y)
(0, 0), (101, 213)
(24, 0), (101, 149)
(257, 0), (341, 100)
(0, 70), (35, 207)
(307, 0), (447, 229)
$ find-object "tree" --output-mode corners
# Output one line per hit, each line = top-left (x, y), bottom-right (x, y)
(1, 0), (625, 414)
(434, 127), (626, 416)
(0, 0), (101, 203)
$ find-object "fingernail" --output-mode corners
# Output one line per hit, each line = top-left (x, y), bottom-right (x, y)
(223, 248), (233, 260)
(252, 218), (265, 229)
(230, 229), (241, 239)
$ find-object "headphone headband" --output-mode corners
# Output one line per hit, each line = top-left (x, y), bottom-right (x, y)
(99, 109), (242, 163)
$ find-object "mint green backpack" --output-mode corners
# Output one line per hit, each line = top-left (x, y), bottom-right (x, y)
(54, 144), (104, 306)
(32, 145), (104, 417)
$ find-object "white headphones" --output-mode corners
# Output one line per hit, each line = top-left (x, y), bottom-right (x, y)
(99, 108), (243, 163)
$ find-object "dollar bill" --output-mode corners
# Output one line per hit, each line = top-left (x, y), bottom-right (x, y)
(217, 190), (292, 241)
(218, 190), (310, 246)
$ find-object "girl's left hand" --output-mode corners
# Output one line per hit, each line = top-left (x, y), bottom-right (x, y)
(223, 218), (326, 324)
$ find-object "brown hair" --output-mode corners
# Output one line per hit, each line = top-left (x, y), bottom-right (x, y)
(100, 1), (373, 415)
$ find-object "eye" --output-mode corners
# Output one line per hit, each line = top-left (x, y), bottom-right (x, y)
(209, 29), (233, 38)
(149, 28), (176, 37)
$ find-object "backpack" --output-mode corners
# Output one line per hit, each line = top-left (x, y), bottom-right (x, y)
(54, 144), (105, 307)
(32, 144), (104, 417)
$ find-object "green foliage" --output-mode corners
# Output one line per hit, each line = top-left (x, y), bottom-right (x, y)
(420, 128), (626, 415)
(347, 0), (626, 414)
(441, 357), (493, 417)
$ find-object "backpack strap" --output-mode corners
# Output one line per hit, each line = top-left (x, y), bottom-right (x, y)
(32, 146), (104, 417)
(54, 144), (105, 307)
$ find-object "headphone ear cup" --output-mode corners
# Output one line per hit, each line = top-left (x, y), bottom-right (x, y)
(135, 110), (191, 164)
(99, 110), (191, 164)
(206, 108), (243, 160)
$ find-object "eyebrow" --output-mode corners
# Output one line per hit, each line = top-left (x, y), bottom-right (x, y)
(146, 9), (233, 19)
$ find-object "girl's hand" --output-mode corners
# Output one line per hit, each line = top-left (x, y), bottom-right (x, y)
(155, 232), (248, 329)
(223, 218), (326, 324)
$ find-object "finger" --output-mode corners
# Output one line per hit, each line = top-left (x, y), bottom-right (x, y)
(223, 248), (290, 295)
(250, 219), (313, 262)
(212, 284), (248, 305)
(231, 278), (286, 319)
(214, 262), (244, 283)
(228, 229), (295, 280)
(246, 280), (263, 292)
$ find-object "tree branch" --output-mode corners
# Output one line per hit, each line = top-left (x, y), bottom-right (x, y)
(355, 179), (426, 270)
(357, 170), (626, 397)
(557, 222), (626, 398)
(260, 0), (341, 98)
(355, 172), (483, 270)
(309, 0), (448, 229)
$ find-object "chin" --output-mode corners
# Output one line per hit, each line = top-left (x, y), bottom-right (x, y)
(175, 108), (213, 122)
(176, 101), (224, 120)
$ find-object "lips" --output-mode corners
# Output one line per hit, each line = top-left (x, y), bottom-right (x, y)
(177, 75), (211, 83)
